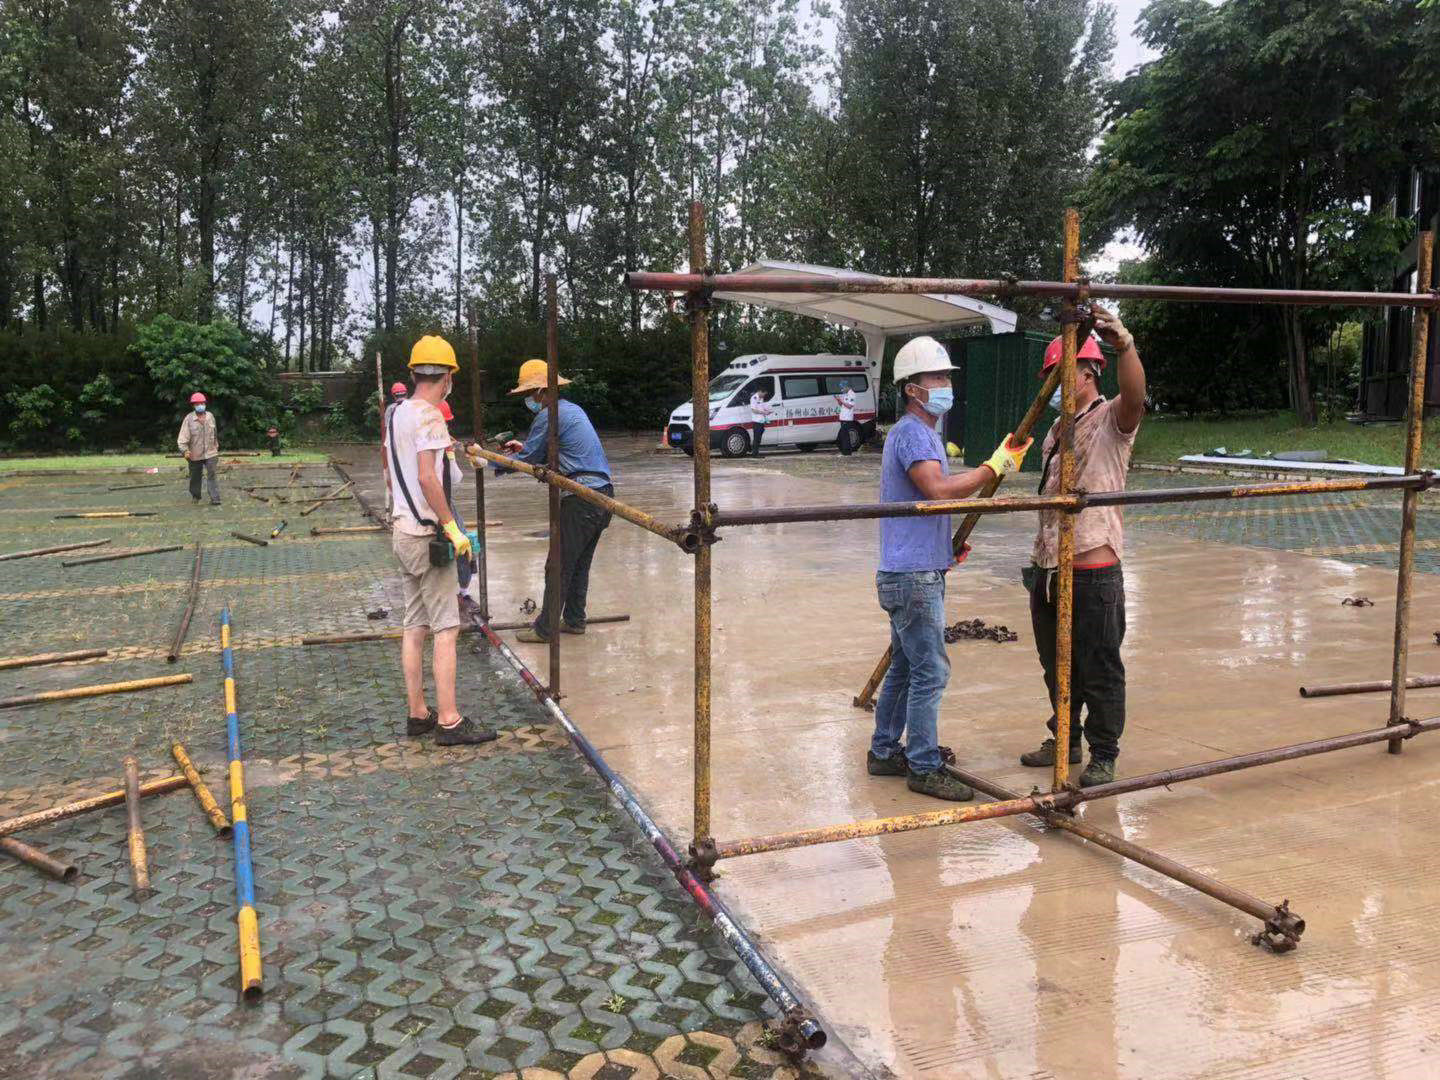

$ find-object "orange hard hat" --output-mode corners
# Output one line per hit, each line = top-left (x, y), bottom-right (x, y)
(1042, 334), (1105, 375)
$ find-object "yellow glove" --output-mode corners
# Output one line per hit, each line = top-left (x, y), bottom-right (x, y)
(442, 520), (472, 558)
(984, 433), (1033, 478)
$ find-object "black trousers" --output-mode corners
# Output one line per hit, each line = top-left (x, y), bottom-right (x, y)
(536, 486), (613, 632)
(839, 419), (859, 454)
(188, 457), (220, 503)
(751, 424), (765, 455)
(1028, 563), (1127, 761)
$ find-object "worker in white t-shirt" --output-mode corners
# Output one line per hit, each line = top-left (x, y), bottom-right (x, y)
(747, 388), (774, 457)
(834, 382), (859, 456)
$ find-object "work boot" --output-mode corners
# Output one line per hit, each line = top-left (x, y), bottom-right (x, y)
(1019, 737), (1082, 768)
(561, 622), (586, 635)
(906, 769), (974, 802)
(435, 716), (498, 746)
(866, 749), (907, 776)
(406, 707), (437, 737)
(1079, 758), (1116, 787)
(515, 626), (549, 644)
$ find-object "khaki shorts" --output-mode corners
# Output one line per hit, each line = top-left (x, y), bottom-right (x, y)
(392, 531), (461, 633)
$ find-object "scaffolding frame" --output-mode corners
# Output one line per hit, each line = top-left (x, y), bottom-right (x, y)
(477, 204), (1436, 974)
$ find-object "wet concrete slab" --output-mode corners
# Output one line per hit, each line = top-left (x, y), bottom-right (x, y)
(442, 439), (1440, 1078)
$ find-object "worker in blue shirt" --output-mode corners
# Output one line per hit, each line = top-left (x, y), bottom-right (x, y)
(487, 359), (613, 643)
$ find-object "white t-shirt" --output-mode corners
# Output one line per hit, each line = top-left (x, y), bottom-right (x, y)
(387, 398), (453, 537)
(749, 392), (773, 424)
(838, 389), (856, 422)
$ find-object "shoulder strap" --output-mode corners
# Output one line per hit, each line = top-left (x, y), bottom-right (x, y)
(1037, 397), (1105, 494)
(389, 406), (437, 527)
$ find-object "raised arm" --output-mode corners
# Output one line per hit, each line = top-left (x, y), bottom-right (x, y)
(1094, 305), (1146, 434)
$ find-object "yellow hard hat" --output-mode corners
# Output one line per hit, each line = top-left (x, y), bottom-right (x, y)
(408, 335), (458, 373)
(509, 358), (571, 395)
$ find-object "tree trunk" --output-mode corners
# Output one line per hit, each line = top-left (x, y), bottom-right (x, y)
(283, 242), (294, 369)
(454, 180), (463, 333)
(371, 213), (383, 336)
(1283, 308), (1316, 427)
(33, 272), (46, 329)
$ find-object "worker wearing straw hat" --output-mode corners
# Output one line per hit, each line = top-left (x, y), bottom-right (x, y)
(493, 358), (613, 644)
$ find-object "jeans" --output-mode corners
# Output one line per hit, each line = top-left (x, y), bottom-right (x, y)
(1028, 563), (1127, 761)
(188, 457), (220, 503)
(751, 424), (765, 455)
(535, 486), (613, 633)
(872, 570), (949, 773)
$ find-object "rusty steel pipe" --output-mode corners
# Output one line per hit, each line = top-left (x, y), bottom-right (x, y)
(327, 462), (387, 527)
(0, 775), (188, 837)
(688, 201), (715, 852)
(468, 446), (697, 549)
(468, 301), (491, 620)
(944, 764), (1305, 951)
(231, 532), (269, 546)
(545, 274), (563, 698)
(302, 616), (629, 646)
(166, 543), (203, 663)
(1300, 675), (1440, 698)
(1053, 208), (1082, 792)
(309, 525), (386, 535)
(709, 715), (1440, 862)
(170, 743), (232, 838)
(123, 756), (151, 896)
(0, 538), (111, 562)
(1087, 474), (1428, 506)
(299, 479), (353, 517)
(0, 649), (107, 671)
(712, 493), (1080, 528)
(625, 271), (1440, 310)
(1389, 232), (1434, 754)
(0, 674), (192, 710)
(53, 511), (157, 519)
(0, 835), (78, 882)
(62, 545), (182, 567)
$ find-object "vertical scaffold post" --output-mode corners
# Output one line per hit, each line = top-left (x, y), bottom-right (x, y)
(1389, 229), (1434, 754)
(468, 300), (489, 621)
(689, 201), (714, 846)
(1053, 208), (1082, 791)
(545, 275), (563, 697)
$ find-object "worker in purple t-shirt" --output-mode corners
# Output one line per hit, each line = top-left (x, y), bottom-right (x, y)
(868, 336), (1033, 801)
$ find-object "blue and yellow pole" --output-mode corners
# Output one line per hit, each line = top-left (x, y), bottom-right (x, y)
(221, 606), (263, 1003)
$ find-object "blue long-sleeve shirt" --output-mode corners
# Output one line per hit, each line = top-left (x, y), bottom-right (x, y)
(508, 399), (612, 490)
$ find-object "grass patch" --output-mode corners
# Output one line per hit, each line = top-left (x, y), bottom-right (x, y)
(1133, 412), (1440, 470)
(0, 450), (329, 474)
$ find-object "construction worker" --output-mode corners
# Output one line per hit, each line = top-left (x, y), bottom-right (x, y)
(748, 386), (774, 456)
(869, 336), (1031, 801)
(484, 359), (612, 643)
(835, 381), (859, 455)
(1019, 306), (1146, 786)
(178, 392), (222, 505)
(381, 380), (409, 515)
(438, 399), (478, 613)
(387, 335), (494, 746)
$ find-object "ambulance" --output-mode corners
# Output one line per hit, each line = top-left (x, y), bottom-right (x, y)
(666, 352), (875, 458)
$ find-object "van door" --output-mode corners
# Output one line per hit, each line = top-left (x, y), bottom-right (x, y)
(777, 373), (839, 447)
(724, 375), (776, 451)
(823, 372), (873, 450)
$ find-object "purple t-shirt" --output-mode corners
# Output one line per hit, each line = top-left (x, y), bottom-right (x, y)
(879, 412), (951, 572)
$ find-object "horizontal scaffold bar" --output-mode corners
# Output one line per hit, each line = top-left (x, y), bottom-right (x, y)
(625, 271), (1440, 310)
(709, 714), (1440, 862)
(709, 474), (1429, 529)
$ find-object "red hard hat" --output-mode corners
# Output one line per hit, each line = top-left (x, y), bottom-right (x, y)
(190, 392), (206, 404)
(438, 400), (454, 422)
(390, 382), (408, 396)
(1042, 334), (1105, 375)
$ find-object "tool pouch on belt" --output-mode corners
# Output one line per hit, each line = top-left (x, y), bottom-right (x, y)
(389, 408), (455, 567)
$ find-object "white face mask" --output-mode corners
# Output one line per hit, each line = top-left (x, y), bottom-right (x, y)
(1048, 388), (1062, 411)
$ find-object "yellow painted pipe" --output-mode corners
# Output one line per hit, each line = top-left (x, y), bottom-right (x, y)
(123, 756), (151, 896)
(171, 743), (232, 837)
(0, 674), (192, 710)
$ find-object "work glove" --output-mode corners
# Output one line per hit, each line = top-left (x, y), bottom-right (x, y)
(1092, 305), (1134, 353)
(984, 434), (1033, 478)
(442, 520), (472, 559)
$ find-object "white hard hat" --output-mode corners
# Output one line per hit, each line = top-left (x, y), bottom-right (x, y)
(892, 335), (956, 384)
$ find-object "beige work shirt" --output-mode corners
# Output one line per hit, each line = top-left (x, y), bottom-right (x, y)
(1032, 397), (1138, 569)
(178, 412), (220, 461)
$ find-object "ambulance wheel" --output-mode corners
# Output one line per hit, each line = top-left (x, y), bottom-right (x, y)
(798, 443), (817, 453)
(720, 430), (750, 458)
(682, 446), (694, 457)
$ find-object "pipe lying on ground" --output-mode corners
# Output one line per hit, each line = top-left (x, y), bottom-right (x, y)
(221, 608), (263, 1003)
(62, 545), (182, 567)
(0, 775), (188, 837)
(328, 463), (388, 526)
(1300, 675), (1440, 698)
(943, 763), (1305, 952)
(0, 674), (192, 710)
(107, 482), (166, 492)
(0, 539), (111, 562)
(123, 756), (151, 896)
(468, 445), (699, 551)
(269, 521), (287, 539)
(53, 511), (158, 519)
(299, 479), (353, 517)
(309, 526), (386, 535)
(231, 532), (269, 546)
(171, 742), (231, 837)
(166, 543), (203, 663)
(301, 613), (630, 646)
(0, 836), (78, 882)
(470, 614), (825, 1054)
(0, 649), (108, 671)
(707, 715), (1440, 863)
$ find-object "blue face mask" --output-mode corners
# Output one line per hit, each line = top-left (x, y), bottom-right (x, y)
(195, 405), (206, 414)
(920, 387), (953, 417)
(524, 397), (543, 414)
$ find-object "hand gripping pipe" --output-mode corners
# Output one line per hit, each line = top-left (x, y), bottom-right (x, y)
(220, 607), (263, 1003)
(470, 616), (826, 1056)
